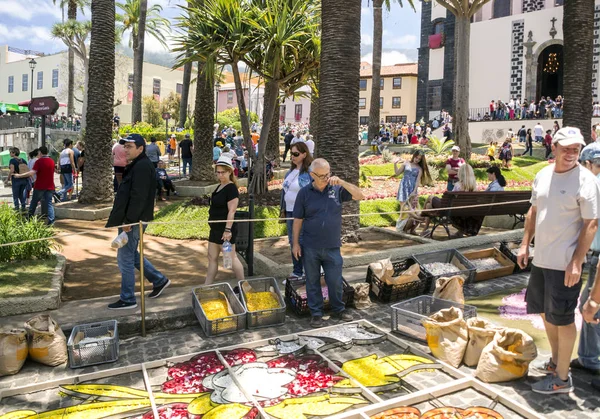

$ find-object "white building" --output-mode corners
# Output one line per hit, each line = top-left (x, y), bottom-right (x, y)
(417, 0), (600, 121)
(279, 85), (312, 124)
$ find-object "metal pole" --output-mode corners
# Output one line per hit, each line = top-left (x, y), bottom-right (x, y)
(41, 117), (46, 148)
(30, 68), (34, 100)
(139, 221), (146, 337)
(247, 193), (254, 276)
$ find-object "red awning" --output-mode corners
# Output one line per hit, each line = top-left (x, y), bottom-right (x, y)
(18, 99), (67, 107)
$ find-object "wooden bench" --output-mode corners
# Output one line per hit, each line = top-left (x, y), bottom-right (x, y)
(429, 190), (532, 238)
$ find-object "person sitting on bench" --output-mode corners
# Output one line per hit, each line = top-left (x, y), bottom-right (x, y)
(156, 161), (177, 201)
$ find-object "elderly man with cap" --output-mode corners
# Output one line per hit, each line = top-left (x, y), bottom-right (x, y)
(179, 133), (194, 177)
(517, 127), (600, 394)
(445, 145), (465, 191)
(105, 134), (170, 310)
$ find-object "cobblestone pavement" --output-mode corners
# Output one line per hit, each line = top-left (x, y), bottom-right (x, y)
(1, 273), (599, 417)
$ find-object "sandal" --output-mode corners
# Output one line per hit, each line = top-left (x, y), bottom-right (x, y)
(420, 229), (431, 238)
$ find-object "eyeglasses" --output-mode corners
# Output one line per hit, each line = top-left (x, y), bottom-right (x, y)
(290, 152), (301, 157)
(215, 170), (228, 175)
(312, 172), (331, 180)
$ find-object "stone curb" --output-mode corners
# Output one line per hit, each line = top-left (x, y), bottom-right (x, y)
(0, 254), (66, 317)
(54, 204), (112, 221)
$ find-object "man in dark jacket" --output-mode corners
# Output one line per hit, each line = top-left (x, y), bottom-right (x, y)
(283, 129), (294, 162)
(106, 134), (170, 309)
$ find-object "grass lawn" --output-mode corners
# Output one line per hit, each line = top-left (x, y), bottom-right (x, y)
(0, 257), (57, 298)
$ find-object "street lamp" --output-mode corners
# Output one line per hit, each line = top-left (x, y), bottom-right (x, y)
(29, 58), (37, 100)
(215, 82), (221, 120)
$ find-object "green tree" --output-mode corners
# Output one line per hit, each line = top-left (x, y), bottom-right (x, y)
(116, 0), (170, 123)
(142, 95), (162, 127)
(162, 91), (181, 125)
(78, 0), (115, 204)
(435, 0), (491, 159)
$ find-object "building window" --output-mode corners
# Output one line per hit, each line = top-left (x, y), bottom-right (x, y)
(393, 78), (402, 89)
(392, 97), (401, 109)
(22, 74), (28, 92)
(227, 91), (234, 104)
(128, 73), (134, 90)
(153, 78), (161, 98)
(359, 98), (366, 109)
(492, 0), (511, 19)
(555, 0), (563, 5)
(280, 105), (286, 122)
(427, 85), (442, 111)
(8, 76), (14, 93)
(295, 104), (302, 121)
(359, 116), (369, 125)
(433, 21), (444, 35)
(360, 79), (367, 90)
(37, 71), (43, 90)
(386, 116), (407, 123)
(176, 83), (183, 95)
(379, 97), (383, 109)
(52, 69), (59, 88)
(380, 79), (384, 90)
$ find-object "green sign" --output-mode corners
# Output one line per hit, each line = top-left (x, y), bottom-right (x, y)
(0, 102), (29, 114)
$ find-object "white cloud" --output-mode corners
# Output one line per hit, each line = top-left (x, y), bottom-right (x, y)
(384, 34), (417, 48)
(361, 50), (412, 66)
(361, 33), (373, 46)
(0, 0), (61, 22)
(361, 7), (371, 16)
(0, 23), (52, 45)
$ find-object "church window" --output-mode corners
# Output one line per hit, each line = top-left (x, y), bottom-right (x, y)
(492, 0), (511, 19)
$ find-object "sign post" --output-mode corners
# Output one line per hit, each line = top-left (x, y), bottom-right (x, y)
(28, 96), (59, 148)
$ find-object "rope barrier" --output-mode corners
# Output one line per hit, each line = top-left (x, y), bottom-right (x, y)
(0, 198), (530, 248)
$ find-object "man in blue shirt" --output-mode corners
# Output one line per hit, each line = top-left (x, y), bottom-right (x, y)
(292, 158), (364, 328)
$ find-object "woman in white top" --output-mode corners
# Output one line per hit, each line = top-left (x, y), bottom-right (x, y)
(280, 142), (313, 278)
(57, 139), (77, 201)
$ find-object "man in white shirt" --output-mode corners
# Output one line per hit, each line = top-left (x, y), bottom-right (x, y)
(529, 100), (536, 119)
(290, 132), (305, 146)
(534, 122), (544, 143)
(518, 127), (600, 394)
(305, 135), (315, 154)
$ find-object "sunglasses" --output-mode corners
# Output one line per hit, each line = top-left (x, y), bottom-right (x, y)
(290, 151), (301, 157)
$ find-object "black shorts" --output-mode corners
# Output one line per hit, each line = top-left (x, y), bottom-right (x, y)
(208, 222), (237, 245)
(525, 265), (583, 326)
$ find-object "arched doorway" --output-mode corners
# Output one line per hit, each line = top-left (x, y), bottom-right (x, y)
(536, 44), (563, 99)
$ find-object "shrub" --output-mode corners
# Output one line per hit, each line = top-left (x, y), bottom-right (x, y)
(0, 205), (56, 263)
(217, 108), (259, 134)
(426, 135), (454, 155)
(381, 149), (394, 163)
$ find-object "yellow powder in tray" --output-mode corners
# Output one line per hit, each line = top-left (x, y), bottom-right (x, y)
(245, 291), (280, 312)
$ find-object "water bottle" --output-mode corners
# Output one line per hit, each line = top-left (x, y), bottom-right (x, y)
(222, 240), (233, 269)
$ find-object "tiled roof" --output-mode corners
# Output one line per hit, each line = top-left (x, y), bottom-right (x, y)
(360, 62), (418, 78)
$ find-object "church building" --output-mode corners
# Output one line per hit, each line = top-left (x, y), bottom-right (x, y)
(416, 0), (600, 121)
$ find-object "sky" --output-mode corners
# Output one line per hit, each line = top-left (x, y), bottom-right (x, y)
(0, 0), (421, 66)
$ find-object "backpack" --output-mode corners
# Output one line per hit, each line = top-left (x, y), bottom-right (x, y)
(14, 159), (28, 175)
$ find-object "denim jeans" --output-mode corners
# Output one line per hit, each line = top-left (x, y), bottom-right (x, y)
(286, 211), (303, 276)
(302, 246), (345, 317)
(447, 180), (455, 191)
(182, 158), (192, 176)
(578, 254), (600, 371)
(11, 178), (27, 210)
(58, 172), (73, 200)
(29, 189), (55, 225)
(117, 224), (168, 303)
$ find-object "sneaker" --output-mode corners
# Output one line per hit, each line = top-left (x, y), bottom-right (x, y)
(331, 310), (353, 322)
(569, 358), (600, 375)
(148, 279), (171, 299)
(531, 373), (574, 394)
(108, 299), (137, 310)
(310, 316), (323, 328)
(531, 358), (556, 374)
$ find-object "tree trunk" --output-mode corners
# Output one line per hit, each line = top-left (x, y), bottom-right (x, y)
(178, 61), (192, 128)
(79, 0), (115, 204)
(80, 59), (89, 131)
(67, 1), (77, 116)
(310, 88), (319, 156)
(367, 0), (383, 141)
(563, 0), (594, 141)
(250, 78), (278, 195)
(453, 15), (472, 159)
(231, 61), (253, 154)
(318, 0), (361, 239)
(190, 62), (215, 182)
(266, 97), (281, 167)
(132, 0), (148, 124)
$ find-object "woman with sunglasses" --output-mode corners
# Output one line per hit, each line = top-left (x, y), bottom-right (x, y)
(280, 142), (313, 278)
(205, 156), (245, 285)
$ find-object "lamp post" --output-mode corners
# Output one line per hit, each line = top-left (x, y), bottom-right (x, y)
(29, 58), (37, 100)
(215, 82), (221, 121)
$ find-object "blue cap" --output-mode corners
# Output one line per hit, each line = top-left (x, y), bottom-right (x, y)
(580, 142), (600, 162)
(119, 134), (145, 147)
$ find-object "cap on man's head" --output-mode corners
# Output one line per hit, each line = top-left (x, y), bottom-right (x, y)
(119, 134), (145, 147)
(552, 127), (586, 147)
(184, 133), (191, 139)
(451, 145), (460, 152)
(579, 142), (600, 162)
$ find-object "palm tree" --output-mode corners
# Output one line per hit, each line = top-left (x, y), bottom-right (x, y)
(435, 0), (490, 159)
(179, 62), (193, 127)
(367, 0), (414, 142)
(562, 0), (594, 140)
(52, 0), (89, 116)
(116, 0), (170, 123)
(78, 0), (115, 204)
(318, 0), (361, 237)
(190, 62), (216, 181)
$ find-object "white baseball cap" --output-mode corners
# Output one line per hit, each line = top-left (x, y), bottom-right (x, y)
(451, 145), (460, 152)
(552, 127), (586, 147)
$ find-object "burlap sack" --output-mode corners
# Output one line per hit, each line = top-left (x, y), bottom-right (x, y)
(352, 283), (372, 310)
(463, 318), (502, 367)
(387, 264), (421, 286)
(24, 315), (68, 366)
(475, 328), (537, 383)
(432, 276), (465, 304)
(0, 329), (28, 376)
(422, 307), (468, 368)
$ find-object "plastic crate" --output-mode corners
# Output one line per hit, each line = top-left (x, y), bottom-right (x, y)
(391, 295), (477, 342)
(192, 283), (247, 337)
(365, 258), (430, 303)
(284, 275), (355, 316)
(499, 241), (533, 273)
(67, 320), (119, 368)
(239, 277), (286, 329)
(412, 249), (477, 291)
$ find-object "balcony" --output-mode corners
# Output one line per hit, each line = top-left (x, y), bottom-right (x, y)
(429, 33), (444, 49)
